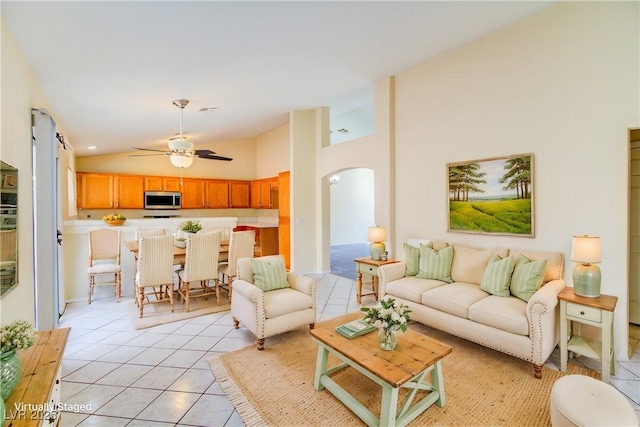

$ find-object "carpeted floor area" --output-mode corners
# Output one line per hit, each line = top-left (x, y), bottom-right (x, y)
(330, 242), (369, 280)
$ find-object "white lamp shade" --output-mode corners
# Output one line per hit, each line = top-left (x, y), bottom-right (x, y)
(571, 235), (601, 264)
(169, 139), (194, 152)
(169, 154), (194, 168)
(368, 226), (387, 243)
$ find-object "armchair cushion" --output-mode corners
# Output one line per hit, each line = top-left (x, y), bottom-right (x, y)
(251, 257), (289, 292)
(264, 288), (314, 318)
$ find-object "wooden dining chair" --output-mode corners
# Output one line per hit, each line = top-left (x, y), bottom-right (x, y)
(135, 234), (174, 318)
(178, 232), (222, 311)
(218, 229), (255, 301)
(87, 228), (121, 304)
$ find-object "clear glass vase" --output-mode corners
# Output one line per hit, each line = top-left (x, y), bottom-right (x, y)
(0, 350), (22, 400)
(379, 327), (397, 351)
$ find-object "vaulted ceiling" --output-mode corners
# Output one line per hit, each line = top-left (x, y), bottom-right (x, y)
(2, 1), (556, 157)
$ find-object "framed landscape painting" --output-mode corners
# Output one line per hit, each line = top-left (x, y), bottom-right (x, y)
(447, 153), (534, 237)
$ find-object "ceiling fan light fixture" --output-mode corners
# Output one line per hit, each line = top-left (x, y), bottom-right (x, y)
(168, 139), (194, 152)
(169, 153), (194, 168)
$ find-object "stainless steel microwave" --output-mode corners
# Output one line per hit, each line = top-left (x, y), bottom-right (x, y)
(144, 191), (181, 209)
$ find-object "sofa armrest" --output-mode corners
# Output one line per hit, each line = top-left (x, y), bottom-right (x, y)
(232, 279), (264, 303)
(378, 262), (407, 299)
(527, 279), (565, 366)
(287, 273), (317, 298)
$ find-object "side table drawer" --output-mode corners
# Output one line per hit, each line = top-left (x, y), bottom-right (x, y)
(567, 302), (602, 323)
(357, 263), (379, 276)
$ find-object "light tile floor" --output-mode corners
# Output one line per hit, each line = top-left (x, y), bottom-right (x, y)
(53, 274), (639, 426)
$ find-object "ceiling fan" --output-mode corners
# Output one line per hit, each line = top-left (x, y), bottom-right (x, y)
(131, 99), (233, 167)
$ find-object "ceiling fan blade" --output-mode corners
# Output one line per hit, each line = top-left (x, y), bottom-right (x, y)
(194, 149), (216, 156)
(198, 154), (233, 161)
(133, 147), (169, 153)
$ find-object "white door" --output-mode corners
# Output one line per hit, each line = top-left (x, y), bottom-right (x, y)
(32, 109), (62, 330)
(629, 141), (640, 325)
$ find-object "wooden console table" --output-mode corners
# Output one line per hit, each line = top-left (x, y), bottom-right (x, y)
(3, 328), (70, 427)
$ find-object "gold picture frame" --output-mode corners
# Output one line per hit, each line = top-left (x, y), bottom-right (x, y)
(447, 153), (534, 237)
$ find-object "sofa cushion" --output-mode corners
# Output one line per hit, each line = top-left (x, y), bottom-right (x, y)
(251, 257), (289, 292)
(416, 243), (453, 283)
(403, 243), (420, 277)
(386, 276), (447, 304)
(510, 249), (564, 283)
(422, 282), (489, 318)
(451, 245), (509, 285)
(480, 255), (515, 297)
(263, 288), (313, 318)
(510, 255), (548, 302)
(468, 295), (529, 336)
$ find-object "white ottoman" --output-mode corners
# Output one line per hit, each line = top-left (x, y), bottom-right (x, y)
(550, 375), (638, 426)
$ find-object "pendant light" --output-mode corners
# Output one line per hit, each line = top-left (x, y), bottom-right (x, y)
(169, 99), (194, 168)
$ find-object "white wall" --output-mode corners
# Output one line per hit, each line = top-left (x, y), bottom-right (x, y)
(256, 123), (289, 178)
(393, 2), (638, 358)
(329, 168), (374, 245)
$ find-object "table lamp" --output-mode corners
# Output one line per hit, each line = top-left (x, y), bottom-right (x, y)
(571, 235), (601, 298)
(368, 226), (387, 261)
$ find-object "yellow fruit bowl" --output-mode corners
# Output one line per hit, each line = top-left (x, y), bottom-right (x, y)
(104, 219), (125, 226)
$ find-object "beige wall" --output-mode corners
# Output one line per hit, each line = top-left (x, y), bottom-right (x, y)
(0, 18), (77, 325)
(256, 123), (289, 178)
(392, 2), (638, 358)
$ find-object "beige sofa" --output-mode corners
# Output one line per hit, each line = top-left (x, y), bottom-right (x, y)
(378, 239), (565, 378)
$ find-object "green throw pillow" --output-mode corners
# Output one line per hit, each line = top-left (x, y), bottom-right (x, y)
(251, 257), (289, 292)
(480, 255), (514, 297)
(404, 243), (420, 276)
(510, 255), (547, 302)
(416, 243), (453, 283)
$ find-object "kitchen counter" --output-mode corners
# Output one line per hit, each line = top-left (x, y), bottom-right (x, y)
(236, 222), (278, 228)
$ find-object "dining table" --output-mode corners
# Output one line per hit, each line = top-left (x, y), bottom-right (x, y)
(125, 238), (230, 297)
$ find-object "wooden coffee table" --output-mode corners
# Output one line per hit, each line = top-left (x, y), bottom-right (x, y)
(310, 313), (452, 427)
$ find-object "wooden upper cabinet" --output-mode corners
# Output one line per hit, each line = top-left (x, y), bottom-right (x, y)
(205, 180), (229, 208)
(278, 171), (290, 219)
(77, 173), (115, 209)
(230, 180), (251, 208)
(250, 180), (261, 208)
(181, 178), (206, 208)
(115, 175), (144, 209)
(144, 176), (181, 192)
(260, 179), (272, 208)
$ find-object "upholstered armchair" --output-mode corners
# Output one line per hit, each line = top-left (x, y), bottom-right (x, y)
(231, 255), (316, 350)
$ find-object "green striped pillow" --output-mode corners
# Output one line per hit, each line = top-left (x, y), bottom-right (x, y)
(480, 255), (514, 297)
(404, 243), (420, 276)
(416, 243), (453, 283)
(250, 257), (289, 292)
(510, 255), (547, 302)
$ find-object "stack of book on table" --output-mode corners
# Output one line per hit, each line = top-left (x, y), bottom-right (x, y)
(335, 318), (376, 339)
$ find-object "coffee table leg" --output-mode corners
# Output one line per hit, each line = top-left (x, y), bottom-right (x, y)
(356, 271), (363, 304)
(431, 360), (446, 407)
(314, 345), (329, 391)
(380, 385), (399, 427)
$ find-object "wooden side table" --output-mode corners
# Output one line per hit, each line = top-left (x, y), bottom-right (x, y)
(4, 328), (69, 427)
(558, 287), (618, 382)
(354, 257), (399, 304)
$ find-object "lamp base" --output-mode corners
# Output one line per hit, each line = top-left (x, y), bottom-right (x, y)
(573, 263), (601, 298)
(370, 242), (386, 261)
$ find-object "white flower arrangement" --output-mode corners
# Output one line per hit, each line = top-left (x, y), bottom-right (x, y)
(0, 320), (35, 353)
(361, 298), (411, 333)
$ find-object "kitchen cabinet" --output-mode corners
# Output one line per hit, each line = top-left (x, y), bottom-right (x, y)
(234, 225), (279, 257)
(144, 176), (180, 192)
(205, 179), (229, 208)
(181, 178), (206, 208)
(77, 172), (114, 209)
(278, 171), (290, 269)
(115, 175), (144, 209)
(229, 180), (251, 208)
(251, 177), (277, 208)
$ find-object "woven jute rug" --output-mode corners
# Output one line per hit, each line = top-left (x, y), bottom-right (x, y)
(209, 322), (598, 427)
(127, 295), (230, 330)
